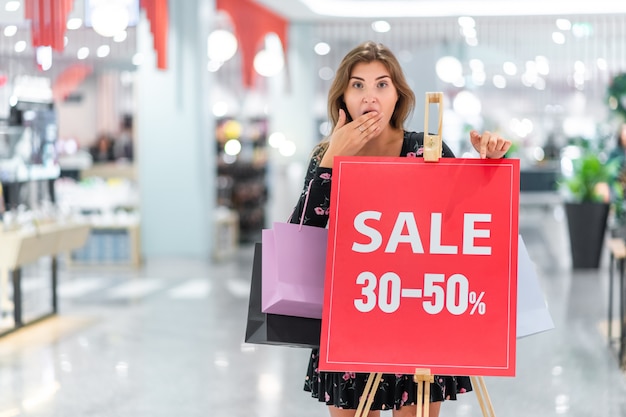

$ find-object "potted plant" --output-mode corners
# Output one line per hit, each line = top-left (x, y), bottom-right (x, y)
(561, 147), (621, 269)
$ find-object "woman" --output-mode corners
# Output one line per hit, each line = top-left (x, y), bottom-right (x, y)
(289, 41), (511, 417)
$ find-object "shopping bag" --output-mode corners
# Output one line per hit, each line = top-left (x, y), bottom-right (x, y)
(261, 179), (328, 319)
(517, 234), (555, 338)
(245, 243), (322, 348)
(261, 223), (327, 319)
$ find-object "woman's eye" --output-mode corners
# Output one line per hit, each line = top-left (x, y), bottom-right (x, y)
(378, 81), (388, 88)
(352, 81), (363, 89)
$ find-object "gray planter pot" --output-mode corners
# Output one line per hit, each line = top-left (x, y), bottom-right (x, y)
(565, 202), (610, 269)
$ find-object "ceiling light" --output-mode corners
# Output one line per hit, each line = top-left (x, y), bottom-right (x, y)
(469, 59), (484, 71)
(4, 25), (17, 37)
(268, 132), (286, 148)
(521, 74), (536, 87)
(534, 77), (546, 90)
(314, 42), (330, 55)
(279, 140), (296, 157)
(212, 101), (229, 117)
(14, 40), (26, 53)
(254, 50), (284, 77)
(77, 47), (90, 60)
(97, 45), (110, 57)
(254, 33), (284, 77)
(574, 60), (586, 74)
(556, 18), (571, 30)
(207, 29), (238, 62)
(113, 31), (127, 42)
(4, 25), (17, 38)
(458, 16), (475, 28)
(552, 32), (565, 44)
(91, 1), (130, 37)
(535, 56), (550, 75)
(435, 56), (463, 83)
(67, 18), (83, 30)
(224, 139), (242, 156)
(371, 20), (391, 33)
(503, 61), (517, 75)
(510, 118), (533, 137)
(5, 1), (20, 12)
(492, 75), (506, 89)
(453, 90), (481, 117)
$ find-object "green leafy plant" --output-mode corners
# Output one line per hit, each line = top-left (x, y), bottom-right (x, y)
(561, 151), (621, 203)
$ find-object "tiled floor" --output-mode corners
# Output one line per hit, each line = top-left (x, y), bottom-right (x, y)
(1, 203), (626, 417)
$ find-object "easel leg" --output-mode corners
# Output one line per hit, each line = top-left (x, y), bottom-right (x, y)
(414, 368), (434, 417)
(355, 372), (383, 417)
(478, 377), (496, 416)
(470, 376), (496, 417)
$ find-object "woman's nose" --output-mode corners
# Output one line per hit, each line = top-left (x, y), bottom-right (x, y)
(362, 94), (377, 103)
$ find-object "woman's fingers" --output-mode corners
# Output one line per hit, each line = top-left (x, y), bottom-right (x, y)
(354, 112), (382, 138)
(470, 130), (511, 159)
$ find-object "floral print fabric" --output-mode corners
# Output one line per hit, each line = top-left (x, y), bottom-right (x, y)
(289, 131), (470, 410)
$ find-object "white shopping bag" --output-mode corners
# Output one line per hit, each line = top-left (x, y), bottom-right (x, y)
(517, 234), (555, 338)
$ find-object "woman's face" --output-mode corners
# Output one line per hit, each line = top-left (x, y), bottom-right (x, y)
(343, 61), (398, 130)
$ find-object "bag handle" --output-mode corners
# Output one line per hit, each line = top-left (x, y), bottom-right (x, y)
(296, 179), (314, 231)
(290, 144), (328, 229)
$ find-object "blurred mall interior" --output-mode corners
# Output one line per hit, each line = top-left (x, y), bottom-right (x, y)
(2, 0), (626, 416)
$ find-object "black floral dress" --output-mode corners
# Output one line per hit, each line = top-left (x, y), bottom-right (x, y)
(288, 131), (473, 411)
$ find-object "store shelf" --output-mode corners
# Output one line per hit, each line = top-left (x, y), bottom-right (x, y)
(0, 221), (91, 336)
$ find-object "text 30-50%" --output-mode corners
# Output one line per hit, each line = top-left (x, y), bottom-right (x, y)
(353, 272), (487, 315)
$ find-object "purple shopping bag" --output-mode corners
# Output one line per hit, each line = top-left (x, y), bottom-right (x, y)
(261, 223), (328, 319)
(246, 243), (322, 348)
(261, 179), (328, 319)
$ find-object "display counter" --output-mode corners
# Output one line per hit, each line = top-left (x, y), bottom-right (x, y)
(69, 218), (142, 268)
(0, 222), (90, 336)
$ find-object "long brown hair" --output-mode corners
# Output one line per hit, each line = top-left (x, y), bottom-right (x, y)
(328, 41), (415, 131)
(312, 41), (415, 159)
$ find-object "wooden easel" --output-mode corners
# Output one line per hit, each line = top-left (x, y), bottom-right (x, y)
(470, 376), (497, 417)
(414, 368), (435, 417)
(355, 372), (383, 417)
(355, 370), (496, 417)
(423, 92), (444, 162)
(355, 92), (497, 417)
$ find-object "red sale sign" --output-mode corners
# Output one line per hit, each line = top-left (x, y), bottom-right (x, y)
(319, 156), (520, 376)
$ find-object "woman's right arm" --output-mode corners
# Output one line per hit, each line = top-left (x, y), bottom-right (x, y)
(288, 144), (332, 228)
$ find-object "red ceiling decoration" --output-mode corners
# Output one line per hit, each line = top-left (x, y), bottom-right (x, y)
(24, 0), (74, 51)
(140, 0), (169, 70)
(22, 0), (286, 80)
(23, 0), (169, 71)
(216, 0), (289, 88)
